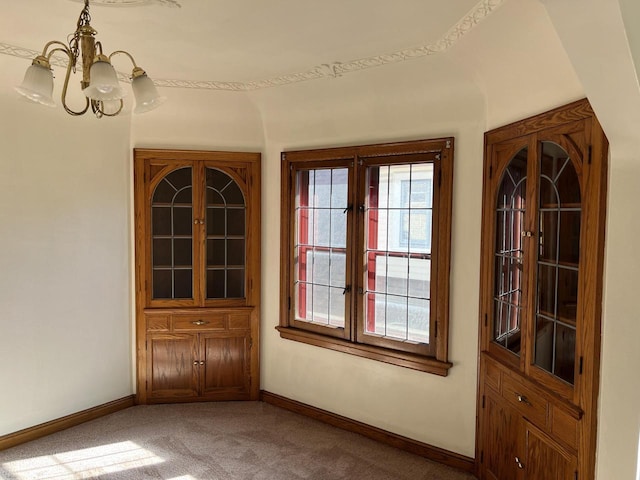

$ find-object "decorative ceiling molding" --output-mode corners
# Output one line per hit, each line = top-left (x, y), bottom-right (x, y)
(2, 0), (504, 92)
(70, 0), (181, 7)
(237, 0), (506, 91)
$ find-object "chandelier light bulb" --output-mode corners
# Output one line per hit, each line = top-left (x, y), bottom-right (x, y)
(15, 59), (56, 107)
(132, 70), (166, 114)
(83, 57), (126, 101)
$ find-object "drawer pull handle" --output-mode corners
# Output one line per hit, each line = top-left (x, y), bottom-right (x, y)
(515, 456), (524, 469)
(516, 393), (532, 406)
(200, 361), (204, 365)
(192, 320), (209, 326)
(193, 361), (198, 365)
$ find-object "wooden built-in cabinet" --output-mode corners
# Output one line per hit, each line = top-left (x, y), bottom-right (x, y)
(476, 100), (608, 480)
(134, 149), (261, 404)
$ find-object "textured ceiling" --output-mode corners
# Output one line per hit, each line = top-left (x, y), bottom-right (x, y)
(0, 0), (504, 90)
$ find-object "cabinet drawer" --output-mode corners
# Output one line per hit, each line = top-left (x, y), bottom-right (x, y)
(502, 375), (548, 427)
(173, 314), (226, 331)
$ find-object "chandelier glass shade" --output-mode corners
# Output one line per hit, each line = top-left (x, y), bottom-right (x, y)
(15, 0), (165, 118)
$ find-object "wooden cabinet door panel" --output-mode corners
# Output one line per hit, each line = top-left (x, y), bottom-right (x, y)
(201, 333), (250, 397)
(521, 422), (577, 480)
(482, 389), (520, 480)
(149, 334), (198, 398)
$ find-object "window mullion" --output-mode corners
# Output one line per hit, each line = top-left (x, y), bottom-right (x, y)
(349, 155), (361, 342)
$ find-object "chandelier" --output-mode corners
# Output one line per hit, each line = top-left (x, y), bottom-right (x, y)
(15, 0), (165, 118)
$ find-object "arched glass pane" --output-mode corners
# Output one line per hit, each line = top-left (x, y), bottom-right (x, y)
(151, 167), (193, 299)
(492, 147), (527, 355)
(534, 142), (581, 384)
(205, 168), (246, 299)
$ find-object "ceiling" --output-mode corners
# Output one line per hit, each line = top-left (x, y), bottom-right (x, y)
(0, 0), (504, 90)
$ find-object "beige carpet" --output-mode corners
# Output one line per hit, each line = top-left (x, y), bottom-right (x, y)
(0, 402), (476, 480)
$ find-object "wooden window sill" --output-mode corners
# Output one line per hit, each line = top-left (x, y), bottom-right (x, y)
(276, 326), (452, 376)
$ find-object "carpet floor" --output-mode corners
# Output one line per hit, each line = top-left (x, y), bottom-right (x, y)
(0, 402), (476, 480)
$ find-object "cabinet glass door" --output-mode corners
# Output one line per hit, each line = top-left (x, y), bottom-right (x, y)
(534, 142), (581, 384)
(151, 167), (193, 299)
(492, 147), (528, 356)
(205, 168), (246, 299)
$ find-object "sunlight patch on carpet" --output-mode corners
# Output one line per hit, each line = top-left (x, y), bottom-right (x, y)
(2, 441), (164, 479)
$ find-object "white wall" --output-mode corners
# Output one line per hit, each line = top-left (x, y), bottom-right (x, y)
(0, 55), (132, 435)
(131, 87), (265, 151)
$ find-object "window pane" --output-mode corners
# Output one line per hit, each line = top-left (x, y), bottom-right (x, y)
(312, 284), (330, 324)
(330, 169), (348, 209)
(314, 170), (332, 208)
(315, 209), (331, 247)
(386, 256), (408, 297)
(330, 209), (347, 248)
(329, 288), (345, 328)
(408, 209), (431, 253)
(313, 250), (330, 286)
(329, 251), (346, 288)
(408, 297), (430, 343)
(385, 295), (408, 340)
(294, 167), (348, 326)
(408, 257), (430, 299)
(366, 292), (385, 335)
(364, 162), (433, 345)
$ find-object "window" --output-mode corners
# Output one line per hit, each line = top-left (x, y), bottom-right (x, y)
(279, 138), (454, 375)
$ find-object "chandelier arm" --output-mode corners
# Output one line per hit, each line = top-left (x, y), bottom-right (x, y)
(95, 99), (124, 118)
(42, 41), (73, 60)
(50, 47), (90, 116)
(109, 50), (139, 68)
